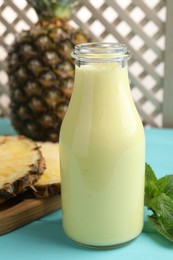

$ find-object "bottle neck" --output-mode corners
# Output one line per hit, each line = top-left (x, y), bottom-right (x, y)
(74, 59), (128, 68)
(72, 42), (131, 68)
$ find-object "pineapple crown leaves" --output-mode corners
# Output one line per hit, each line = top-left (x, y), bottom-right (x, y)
(27, 0), (77, 19)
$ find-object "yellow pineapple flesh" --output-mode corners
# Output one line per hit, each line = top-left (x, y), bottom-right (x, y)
(0, 136), (46, 200)
(33, 142), (61, 198)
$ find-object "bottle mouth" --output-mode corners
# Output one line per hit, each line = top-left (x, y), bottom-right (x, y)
(71, 42), (131, 63)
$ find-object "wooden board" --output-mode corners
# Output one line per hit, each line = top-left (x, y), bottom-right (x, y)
(0, 195), (61, 235)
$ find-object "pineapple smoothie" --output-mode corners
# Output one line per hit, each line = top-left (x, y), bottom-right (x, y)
(60, 61), (145, 247)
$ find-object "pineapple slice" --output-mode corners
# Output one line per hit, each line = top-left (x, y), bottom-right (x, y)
(34, 142), (61, 198)
(0, 136), (45, 200)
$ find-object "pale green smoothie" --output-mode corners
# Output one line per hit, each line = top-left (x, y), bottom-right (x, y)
(60, 62), (145, 247)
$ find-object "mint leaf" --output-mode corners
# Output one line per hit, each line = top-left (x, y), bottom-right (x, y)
(145, 164), (159, 207)
(148, 194), (173, 242)
(148, 216), (173, 242)
(149, 193), (173, 221)
(158, 175), (173, 200)
(145, 163), (173, 242)
(145, 163), (158, 183)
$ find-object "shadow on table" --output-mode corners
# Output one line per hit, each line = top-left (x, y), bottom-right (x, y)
(18, 218), (100, 252)
(13, 215), (173, 254)
(16, 218), (129, 255)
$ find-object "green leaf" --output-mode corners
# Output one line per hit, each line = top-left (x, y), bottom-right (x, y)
(145, 163), (158, 183)
(148, 193), (173, 242)
(145, 164), (173, 242)
(145, 163), (159, 207)
(158, 175), (173, 200)
(27, 0), (76, 19)
(149, 193), (173, 221)
(148, 216), (173, 242)
(147, 193), (173, 242)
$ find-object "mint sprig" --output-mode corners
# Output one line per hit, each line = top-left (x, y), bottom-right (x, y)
(145, 163), (173, 242)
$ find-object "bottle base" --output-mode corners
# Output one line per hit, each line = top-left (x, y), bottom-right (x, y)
(70, 237), (136, 250)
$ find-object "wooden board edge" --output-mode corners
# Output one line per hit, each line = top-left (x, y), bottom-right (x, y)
(0, 195), (61, 235)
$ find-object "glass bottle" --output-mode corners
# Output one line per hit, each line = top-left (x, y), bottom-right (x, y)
(59, 42), (145, 249)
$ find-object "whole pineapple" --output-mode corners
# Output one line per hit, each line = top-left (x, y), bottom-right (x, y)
(8, 0), (88, 142)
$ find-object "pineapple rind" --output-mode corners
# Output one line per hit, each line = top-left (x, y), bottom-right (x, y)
(34, 184), (61, 199)
(0, 136), (45, 199)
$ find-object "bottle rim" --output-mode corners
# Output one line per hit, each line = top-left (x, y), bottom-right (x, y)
(71, 42), (131, 63)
